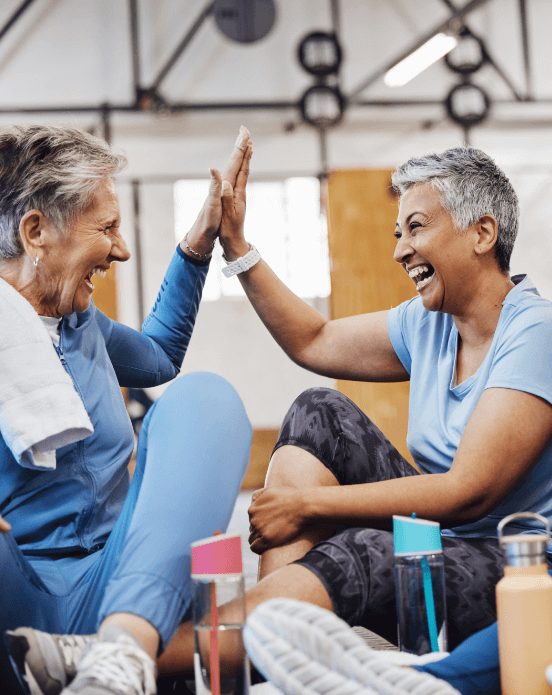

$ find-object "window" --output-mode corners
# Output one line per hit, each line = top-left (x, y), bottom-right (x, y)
(174, 177), (330, 301)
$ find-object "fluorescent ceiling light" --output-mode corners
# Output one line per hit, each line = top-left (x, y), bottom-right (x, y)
(384, 33), (458, 87)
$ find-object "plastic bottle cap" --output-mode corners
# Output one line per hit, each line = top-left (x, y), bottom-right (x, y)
(191, 532), (243, 578)
(393, 515), (442, 556)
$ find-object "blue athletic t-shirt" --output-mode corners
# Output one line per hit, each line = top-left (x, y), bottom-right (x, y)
(387, 275), (552, 541)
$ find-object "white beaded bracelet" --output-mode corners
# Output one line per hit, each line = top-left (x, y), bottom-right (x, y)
(222, 244), (261, 277)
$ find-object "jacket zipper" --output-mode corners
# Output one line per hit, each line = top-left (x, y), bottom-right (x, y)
(58, 319), (98, 552)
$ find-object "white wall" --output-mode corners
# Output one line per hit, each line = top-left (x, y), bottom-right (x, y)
(116, 179), (333, 429)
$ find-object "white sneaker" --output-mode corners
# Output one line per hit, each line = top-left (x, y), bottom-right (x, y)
(244, 599), (460, 695)
(60, 625), (157, 695)
(5, 627), (94, 695)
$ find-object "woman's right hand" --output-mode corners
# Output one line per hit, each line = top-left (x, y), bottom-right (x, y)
(0, 515), (11, 533)
(219, 141), (253, 261)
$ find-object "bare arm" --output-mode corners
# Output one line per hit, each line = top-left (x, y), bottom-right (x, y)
(220, 146), (407, 382)
(248, 388), (552, 552)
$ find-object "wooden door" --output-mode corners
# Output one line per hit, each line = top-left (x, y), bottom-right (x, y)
(326, 169), (415, 462)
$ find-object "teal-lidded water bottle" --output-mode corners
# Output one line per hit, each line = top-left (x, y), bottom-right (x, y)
(393, 514), (448, 655)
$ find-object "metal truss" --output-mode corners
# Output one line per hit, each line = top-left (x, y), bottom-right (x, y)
(0, 0), (545, 120)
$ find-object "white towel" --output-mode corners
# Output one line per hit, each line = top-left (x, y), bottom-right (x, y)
(0, 277), (93, 470)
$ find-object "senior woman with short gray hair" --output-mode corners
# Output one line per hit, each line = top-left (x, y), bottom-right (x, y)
(175, 145), (552, 684)
(0, 124), (253, 694)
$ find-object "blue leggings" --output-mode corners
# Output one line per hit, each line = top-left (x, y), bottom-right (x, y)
(0, 372), (251, 650)
(416, 622), (500, 694)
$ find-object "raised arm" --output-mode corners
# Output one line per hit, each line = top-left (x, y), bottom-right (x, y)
(101, 128), (253, 388)
(219, 145), (407, 382)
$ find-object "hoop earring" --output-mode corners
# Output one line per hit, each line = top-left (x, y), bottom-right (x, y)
(33, 256), (39, 268)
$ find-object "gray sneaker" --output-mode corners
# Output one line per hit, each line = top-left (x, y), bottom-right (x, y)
(60, 625), (157, 695)
(5, 627), (94, 695)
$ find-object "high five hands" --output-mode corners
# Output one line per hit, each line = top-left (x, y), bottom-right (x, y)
(180, 126), (252, 259)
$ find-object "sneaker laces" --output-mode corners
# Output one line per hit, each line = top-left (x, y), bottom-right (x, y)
(71, 639), (156, 695)
(57, 634), (93, 670)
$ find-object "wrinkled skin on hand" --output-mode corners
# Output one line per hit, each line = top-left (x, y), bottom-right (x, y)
(247, 486), (305, 554)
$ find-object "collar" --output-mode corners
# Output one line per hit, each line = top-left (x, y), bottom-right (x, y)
(63, 302), (95, 330)
(502, 274), (539, 306)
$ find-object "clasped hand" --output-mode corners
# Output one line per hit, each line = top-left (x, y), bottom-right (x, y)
(247, 487), (305, 554)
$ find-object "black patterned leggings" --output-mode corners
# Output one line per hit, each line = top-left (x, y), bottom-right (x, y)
(273, 387), (506, 649)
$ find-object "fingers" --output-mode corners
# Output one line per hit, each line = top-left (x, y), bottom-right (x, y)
(251, 488), (263, 503)
(248, 528), (266, 555)
(250, 539), (264, 555)
(234, 144), (252, 205)
(221, 180), (234, 220)
(209, 167), (222, 195)
(222, 125), (251, 186)
(221, 180), (233, 199)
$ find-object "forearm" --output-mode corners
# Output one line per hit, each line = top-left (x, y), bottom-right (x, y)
(142, 247), (208, 368)
(302, 473), (487, 528)
(226, 240), (328, 369)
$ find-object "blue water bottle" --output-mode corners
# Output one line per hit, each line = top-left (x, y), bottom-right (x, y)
(393, 514), (448, 655)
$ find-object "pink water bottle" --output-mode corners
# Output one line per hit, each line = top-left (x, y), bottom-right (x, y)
(191, 533), (250, 695)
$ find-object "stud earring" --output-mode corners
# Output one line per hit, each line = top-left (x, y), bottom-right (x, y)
(33, 256), (39, 268)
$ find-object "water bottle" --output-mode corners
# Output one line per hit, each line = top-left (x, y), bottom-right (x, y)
(393, 514), (448, 655)
(496, 512), (552, 695)
(191, 532), (250, 695)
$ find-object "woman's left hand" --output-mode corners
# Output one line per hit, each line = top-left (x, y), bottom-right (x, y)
(248, 487), (306, 554)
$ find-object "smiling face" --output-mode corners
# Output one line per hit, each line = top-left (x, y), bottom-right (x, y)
(394, 183), (479, 314)
(35, 178), (130, 317)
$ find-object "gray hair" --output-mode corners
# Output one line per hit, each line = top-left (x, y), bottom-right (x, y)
(0, 125), (127, 259)
(391, 147), (519, 272)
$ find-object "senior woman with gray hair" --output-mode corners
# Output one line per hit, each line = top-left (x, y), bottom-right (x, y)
(0, 124), (253, 694)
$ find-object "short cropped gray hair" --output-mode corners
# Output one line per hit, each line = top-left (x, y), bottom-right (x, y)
(391, 147), (519, 272)
(0, 125), (127, 259)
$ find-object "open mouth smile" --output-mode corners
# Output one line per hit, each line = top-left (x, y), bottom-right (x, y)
(84, 266), (108, 290)
(408, 264), (435, 292)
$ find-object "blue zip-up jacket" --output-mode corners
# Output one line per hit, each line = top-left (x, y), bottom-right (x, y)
(0, 247), (208, 556)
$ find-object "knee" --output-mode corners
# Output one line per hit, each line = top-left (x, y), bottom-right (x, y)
(151, 372), (251, 435)
(284, 387), (358, 423)
(281, 386), (363, 440)
(289, 387), (340, 410)
(164, 371), (242, 409)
